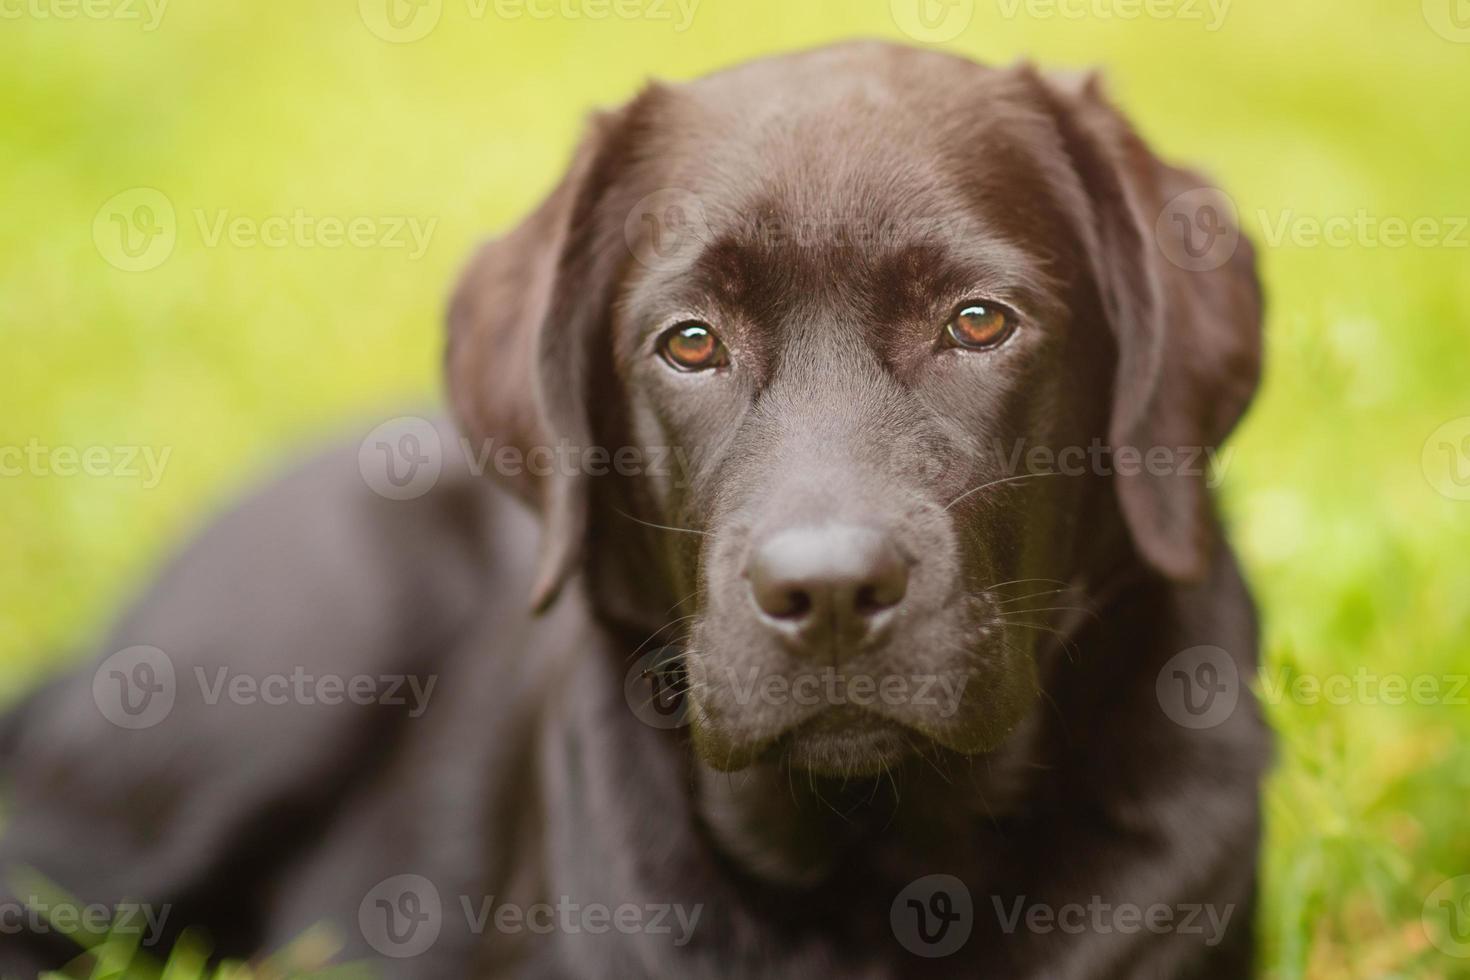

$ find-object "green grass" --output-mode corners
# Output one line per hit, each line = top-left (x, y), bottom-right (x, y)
(2, 1), (1468, 977)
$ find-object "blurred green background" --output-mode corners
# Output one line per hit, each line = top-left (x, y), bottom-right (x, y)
(2, 0), (1468, 976)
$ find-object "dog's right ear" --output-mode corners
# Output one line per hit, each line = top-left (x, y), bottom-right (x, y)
(445, 106), (636, 613)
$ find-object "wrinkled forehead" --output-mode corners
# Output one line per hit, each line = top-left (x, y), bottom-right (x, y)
(617, 62), (1082, 328)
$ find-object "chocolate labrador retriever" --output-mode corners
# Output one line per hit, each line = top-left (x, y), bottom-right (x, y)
(0, 41), (1266, 979)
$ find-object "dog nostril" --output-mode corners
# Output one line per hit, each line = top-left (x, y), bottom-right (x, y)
(782, 590), (813, 619)
(854, 556), (908, 617)
(854, 584), (888, 615)
(755, 585), (814, 621)
(749, 573), (816, 621)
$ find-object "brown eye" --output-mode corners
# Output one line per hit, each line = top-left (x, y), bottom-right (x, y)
(944, 302), (1017, 351)
(658, 321), (729, 372)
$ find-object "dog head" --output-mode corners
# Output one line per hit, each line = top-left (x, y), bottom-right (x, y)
(447, 43), (1261, 777)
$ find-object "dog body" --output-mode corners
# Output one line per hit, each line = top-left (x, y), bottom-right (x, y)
(0, 42), (1267, 979)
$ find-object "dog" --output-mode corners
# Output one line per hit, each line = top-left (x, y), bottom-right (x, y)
(0, 41), (1267, 979)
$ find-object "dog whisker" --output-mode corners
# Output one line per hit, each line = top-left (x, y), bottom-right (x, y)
(981, 576), (1072, 592)
(943, 472), (1057, 512)
(993, 587), (1073, 605)
(662, 588), (703, 616)
(905, 734), (954, 786)
(995, 605), (1101, 622)
(612, 507), (708, 537)
(626, 612), (701, 663)
(994, 618), (1081, 661)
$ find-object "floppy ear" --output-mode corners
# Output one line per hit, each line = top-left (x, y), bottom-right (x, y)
(1034, 71), (1264, 581)
(445, 106), (636, 611)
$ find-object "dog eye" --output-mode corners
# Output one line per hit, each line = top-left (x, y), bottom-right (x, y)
(658, 321), (729, 372)
(943, 302), (1018, 351)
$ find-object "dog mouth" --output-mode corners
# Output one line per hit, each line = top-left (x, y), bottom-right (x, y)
(686, 684), (933, 775)
(684, 649), (1037, 774)
(776, 705), (915, 777)
(682, 586), (1042, 774)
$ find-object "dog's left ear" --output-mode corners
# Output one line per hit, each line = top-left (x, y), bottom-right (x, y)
(1032, 70), (1264, 581)
(445, 102), (642, 612)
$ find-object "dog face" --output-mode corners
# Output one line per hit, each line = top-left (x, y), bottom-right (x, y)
(448, 43), (1261, 777)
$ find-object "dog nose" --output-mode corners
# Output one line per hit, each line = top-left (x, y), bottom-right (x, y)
(746, 524), (909, 644)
